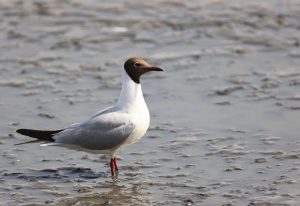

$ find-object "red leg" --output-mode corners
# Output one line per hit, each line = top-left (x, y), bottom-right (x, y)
(113, 157), (118, 171)
(110, 158), (115, 176)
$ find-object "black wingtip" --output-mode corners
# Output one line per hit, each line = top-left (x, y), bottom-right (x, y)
(16, 129), (36, 136)
(16, 128), (63, 142)
(16, 129), (26, 135)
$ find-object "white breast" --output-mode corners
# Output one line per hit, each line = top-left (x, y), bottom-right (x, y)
(124, 100), (150, 146)
(115, 70), (150, 147)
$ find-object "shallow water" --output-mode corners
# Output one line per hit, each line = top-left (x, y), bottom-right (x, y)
(1, 0), (300, 205)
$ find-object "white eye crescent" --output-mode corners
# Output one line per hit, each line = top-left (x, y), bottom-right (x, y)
(134, 62), (142, 67)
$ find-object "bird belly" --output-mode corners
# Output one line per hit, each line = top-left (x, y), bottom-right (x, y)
(122, 111), (150, 147)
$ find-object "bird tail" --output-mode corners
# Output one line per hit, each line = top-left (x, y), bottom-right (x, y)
(16, 129), (63, 142)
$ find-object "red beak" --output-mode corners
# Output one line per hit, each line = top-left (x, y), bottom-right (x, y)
(149, 66), (163, 71)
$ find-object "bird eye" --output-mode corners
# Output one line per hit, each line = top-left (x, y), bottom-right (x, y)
(134, 62), (142, 67)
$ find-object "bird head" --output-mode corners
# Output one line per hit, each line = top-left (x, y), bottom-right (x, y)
(124, 57), (163, 84)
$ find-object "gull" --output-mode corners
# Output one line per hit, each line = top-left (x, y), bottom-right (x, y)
(16, 57), (163, 176)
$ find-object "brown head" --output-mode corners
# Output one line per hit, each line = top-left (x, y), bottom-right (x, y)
(124, 57), (163, 84)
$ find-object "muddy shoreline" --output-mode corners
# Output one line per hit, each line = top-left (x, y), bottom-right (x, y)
(1, 0), (300, 205)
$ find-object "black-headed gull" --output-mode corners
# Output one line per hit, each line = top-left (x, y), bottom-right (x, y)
(16, 57), (163, 176)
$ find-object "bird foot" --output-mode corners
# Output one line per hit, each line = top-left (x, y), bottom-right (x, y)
(110, 157), (119, 176)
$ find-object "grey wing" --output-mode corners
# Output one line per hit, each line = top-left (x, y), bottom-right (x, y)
(53, 112), (135, 150)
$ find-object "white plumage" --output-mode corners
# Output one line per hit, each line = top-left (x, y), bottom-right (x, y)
(17, 57), (162, 176)
(53, 69), (150, 157)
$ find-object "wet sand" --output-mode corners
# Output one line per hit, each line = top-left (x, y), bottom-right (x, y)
(1, 0), (300, 205)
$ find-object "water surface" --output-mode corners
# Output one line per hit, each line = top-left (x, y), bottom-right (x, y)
(1, 0), (300, 205)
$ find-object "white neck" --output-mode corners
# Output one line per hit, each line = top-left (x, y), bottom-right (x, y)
(115, 70), (146, 111)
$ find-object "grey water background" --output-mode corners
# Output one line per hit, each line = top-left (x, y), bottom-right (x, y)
(0, 0), (300, 205)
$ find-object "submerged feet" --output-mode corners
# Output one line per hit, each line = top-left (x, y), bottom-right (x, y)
(110, 157), (118, 176)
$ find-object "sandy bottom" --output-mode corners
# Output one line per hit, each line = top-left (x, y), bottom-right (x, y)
(1, 0), (300, 205)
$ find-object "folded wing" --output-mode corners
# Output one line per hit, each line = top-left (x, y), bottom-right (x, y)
(53, 112), (135, 150)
